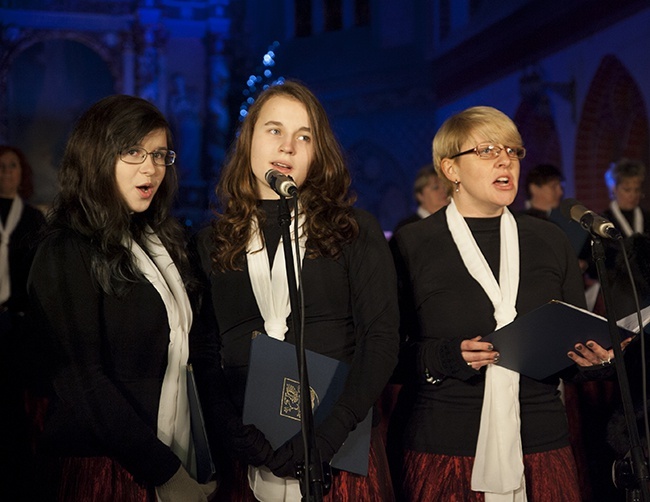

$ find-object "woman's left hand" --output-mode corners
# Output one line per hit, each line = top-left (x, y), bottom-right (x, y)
(567, 337), (634, 367)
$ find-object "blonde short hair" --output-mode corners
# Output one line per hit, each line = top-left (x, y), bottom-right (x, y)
(432, 106), (523, 193)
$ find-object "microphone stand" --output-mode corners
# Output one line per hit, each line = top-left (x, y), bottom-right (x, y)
(277, 195), (325, 502)
(591, 235), (650, 500)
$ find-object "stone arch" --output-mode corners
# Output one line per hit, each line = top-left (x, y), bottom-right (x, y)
(0, 29), (126, 142)
(0, 30), (122, 204)
(0, 29), (123, 85)
(574, 54), (649, 213)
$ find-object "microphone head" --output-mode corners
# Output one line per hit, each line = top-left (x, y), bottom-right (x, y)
(264, 168), (297, 197)
(265, 169), (278, 185)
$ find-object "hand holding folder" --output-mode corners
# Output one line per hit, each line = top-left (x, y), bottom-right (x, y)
(242, 333), (372, 476)
(482, 300), (643, 380)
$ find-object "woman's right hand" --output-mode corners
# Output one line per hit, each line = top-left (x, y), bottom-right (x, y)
(461, 336), (500, 370)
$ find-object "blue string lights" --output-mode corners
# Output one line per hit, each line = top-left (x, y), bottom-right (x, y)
(239, 41), (283, 121)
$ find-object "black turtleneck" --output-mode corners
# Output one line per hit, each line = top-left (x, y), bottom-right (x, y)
(192, 205), (399, 459)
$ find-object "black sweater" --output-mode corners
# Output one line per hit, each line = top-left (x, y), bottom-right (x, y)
(393, 208), (588, 456)
(192, 204), (399, 460)
(27, 229), (183, 486)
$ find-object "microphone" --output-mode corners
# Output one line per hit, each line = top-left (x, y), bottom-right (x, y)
(560, 198), (621, 240)
(265, 169), (298, 197)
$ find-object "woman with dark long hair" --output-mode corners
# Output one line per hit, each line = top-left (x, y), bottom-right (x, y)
(28, 94), (216, 501)
(192, 80), (399, 501)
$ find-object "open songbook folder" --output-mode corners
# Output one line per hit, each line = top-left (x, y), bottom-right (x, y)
(481, 300), (647, 380)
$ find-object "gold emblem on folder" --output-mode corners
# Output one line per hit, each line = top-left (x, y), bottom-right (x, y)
(280, 377), (319, 421)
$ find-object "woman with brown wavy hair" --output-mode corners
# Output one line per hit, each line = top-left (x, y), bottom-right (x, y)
(192, 80), (399, 501)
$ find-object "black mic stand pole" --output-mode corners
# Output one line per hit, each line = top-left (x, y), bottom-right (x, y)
(591, 235), (650, 500)
(277, 195), (325, 502)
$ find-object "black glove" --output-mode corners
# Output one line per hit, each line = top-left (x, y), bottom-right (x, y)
(267, 406), (359, 478)
(227, 420), (275, 467)
(266, 431), (337, 479)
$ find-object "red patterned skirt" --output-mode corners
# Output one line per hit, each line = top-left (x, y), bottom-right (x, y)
(400, 446), (581, 502)
(216, 426), (395, 502)
(55, 457), (155, 502)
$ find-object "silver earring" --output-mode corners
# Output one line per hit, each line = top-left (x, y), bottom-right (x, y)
(454, 180), (460, 193)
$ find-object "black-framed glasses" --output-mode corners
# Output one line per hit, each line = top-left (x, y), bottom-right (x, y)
(450, 143), (526, 160)
(119, 147), (176, 166)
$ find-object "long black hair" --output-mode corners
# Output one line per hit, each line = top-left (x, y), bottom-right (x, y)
(49, 94), (192, 296)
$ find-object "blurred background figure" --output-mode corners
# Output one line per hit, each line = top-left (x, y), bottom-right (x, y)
(519, 163), (592, 292)
(0, 144), (47, 501)
(392, 164), (450, 235)
(383, 164), (450, 452)
(0, 145), (46, 323)
(522, 163), (564, 219)
(569, 159), (650, 502)
(603, 158), (650, 237)
(382, 164), (451, 472)
(595, 159), (650, 299)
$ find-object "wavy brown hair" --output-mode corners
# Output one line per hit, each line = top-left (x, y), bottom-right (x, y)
(211, 80), (358, 271)
(48, 94), (193, 296)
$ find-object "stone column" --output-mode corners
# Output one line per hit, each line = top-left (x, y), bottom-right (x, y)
(135, 6), (166, 106)
(205, 20), (231, 182)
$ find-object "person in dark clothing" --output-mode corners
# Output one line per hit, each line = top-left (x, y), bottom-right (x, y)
(603, 158), (650, 238)
(522, 163), (564, 219)
(0, 144), (47, 501)
(391, 105), (626, 502)
(27, 95), (217, 501)
(0, 145), (46, 315)
(383, 164), (450, 453)
(392, 164), (450, 234)
(604, 237), (650, 498)
(191, 80), (399, 502)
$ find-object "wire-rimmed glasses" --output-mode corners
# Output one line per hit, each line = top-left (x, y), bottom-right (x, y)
(450, 143), (526, 160)
(119, 147), (176, 166)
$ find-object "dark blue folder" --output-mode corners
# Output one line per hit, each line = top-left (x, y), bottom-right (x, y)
(482, 300), (637, 380)
(242, 333), (372, 476)
(187, 364), (217, 484)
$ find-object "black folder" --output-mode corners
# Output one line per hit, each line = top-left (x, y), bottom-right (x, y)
(187, 364), (217, 484)
(242, 333), (372, 476)
(482, 300), (639, 380)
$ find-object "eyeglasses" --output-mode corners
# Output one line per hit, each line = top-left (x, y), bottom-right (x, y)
(450, 143), (526, 160)
(119, 147), (176, 166)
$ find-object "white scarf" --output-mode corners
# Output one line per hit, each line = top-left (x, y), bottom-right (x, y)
(246, 207), (306, 502)
(446, 199), (526, 501)
(610, 200), (643, 237)
(0, 196), (23, 305)
(127, 228), (194, 478)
